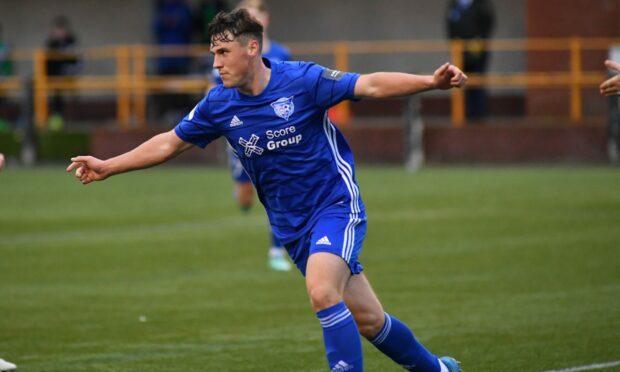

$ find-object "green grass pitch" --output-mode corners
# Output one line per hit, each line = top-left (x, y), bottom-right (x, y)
(1, 165), (619, 371)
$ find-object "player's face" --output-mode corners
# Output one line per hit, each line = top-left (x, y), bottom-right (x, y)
(211, 34), (258, 88)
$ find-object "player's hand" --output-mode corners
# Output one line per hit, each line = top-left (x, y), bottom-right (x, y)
(66, 155), (108, 185)
(0, 153), (5, 172)
(600, 60), (620, 97)
(433, 62), (468, 90)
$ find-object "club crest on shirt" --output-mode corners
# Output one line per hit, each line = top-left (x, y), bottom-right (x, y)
(270, 96), (295, 120)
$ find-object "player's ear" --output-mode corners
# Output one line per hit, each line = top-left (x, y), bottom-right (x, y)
(247, 38), (260, 57)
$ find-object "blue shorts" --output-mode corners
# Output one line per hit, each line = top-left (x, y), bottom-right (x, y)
(284, 211), (367, 276)
(227, 146), (251, 183)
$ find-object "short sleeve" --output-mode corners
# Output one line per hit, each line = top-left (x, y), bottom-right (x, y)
(174, 97), (220, 148)
(301, 62), (360, 109)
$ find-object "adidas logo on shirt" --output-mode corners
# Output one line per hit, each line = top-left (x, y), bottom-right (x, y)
(316, 236), (332, 246)
(230, 115), (243, 127)
(332, 361), (353, 371)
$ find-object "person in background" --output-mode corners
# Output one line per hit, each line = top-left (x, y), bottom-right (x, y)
(446, 0), (495, 120)
(45, 16), (79, 131)
(601, 60), (620, 161)
(219, 0), (292, 272)
(153, 0), (194, 121)
(600, 60), (620, 96)
(0, 23), (14, 132)
(154, 0), (193, 75)
(195, 0), (229, 45)
(0, 24), (11, 76)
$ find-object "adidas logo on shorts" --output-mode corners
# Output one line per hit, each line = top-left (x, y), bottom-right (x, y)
(315, 236), (332, 246)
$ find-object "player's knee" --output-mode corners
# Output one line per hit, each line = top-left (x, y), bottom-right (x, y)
(353, 311), (384, 339)
(308, 284), (342, 312)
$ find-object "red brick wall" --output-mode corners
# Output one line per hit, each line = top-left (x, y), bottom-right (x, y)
(526, 0), (620, 116)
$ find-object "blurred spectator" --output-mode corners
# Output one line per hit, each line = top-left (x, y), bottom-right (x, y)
(154, 0), (193, 75)
(0, 24), (12, 77)
(153, 0), (194, 122)
(195, 0), (228, 44)
(0, 23), (13, 132)
(446, 0), (495, 120)
(602, 60), (620, 161)
(45, 16), (79, 131)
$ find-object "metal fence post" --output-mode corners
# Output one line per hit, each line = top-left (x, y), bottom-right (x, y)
(405, 94), (424, 172)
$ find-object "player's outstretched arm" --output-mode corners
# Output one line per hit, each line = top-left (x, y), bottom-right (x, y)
(600, 60), (620, 97)
(354, 62), (467, 99)
(66, 130), (194, 185)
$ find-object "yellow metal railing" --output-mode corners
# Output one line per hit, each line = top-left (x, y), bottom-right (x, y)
(0, 37), (616, 130)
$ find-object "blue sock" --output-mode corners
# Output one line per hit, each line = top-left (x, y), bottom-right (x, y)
(316, 302), (363, 371)
(370, 313), (440, 371)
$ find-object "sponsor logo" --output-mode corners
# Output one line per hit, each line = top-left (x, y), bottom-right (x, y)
(332, 361), (353, 371)
(266, 125), (302, 150)
(237, 125), (303, 157)
(271, 96), (295, 120)
(238, 134), (264, 157)
(230, 115), (243, 127)
(267, 134), (302, 150)
(316, 236), (332, 246)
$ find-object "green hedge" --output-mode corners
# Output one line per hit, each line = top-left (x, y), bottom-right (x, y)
(37, 131), (90, 160)
(0, 131), (90, 161)
(0, 132), (20, 157)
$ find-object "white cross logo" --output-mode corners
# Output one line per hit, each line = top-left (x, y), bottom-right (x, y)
(238, 134), (264, 157)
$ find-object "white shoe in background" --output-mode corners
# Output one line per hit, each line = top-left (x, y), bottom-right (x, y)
(0, 358), (16, 371)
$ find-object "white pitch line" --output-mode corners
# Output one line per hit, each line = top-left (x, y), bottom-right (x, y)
(543, 360), (620, 372)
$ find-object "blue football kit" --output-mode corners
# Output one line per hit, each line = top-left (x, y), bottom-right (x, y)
(175, 58), (448, 372)
(176, 58), (366, 274)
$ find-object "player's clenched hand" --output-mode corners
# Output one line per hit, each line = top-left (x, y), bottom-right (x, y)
(433, 62), (468, 90)
(600, 60), (620, 97)
(66, 155), (108, 185)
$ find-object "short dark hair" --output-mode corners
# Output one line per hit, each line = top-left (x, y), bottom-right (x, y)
(208, 9), (263, 49)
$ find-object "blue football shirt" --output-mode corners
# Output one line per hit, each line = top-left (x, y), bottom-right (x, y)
(175, 59), (365, 243)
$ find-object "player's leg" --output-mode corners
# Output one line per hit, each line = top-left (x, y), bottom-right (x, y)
(344, 274), (453, 371)
(234, 181), (254, 211)
(286, 212), (369, 371)
(306, 252), (363, 371)
(268, 232), (291, 271)
(227, 145), (253, 211)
